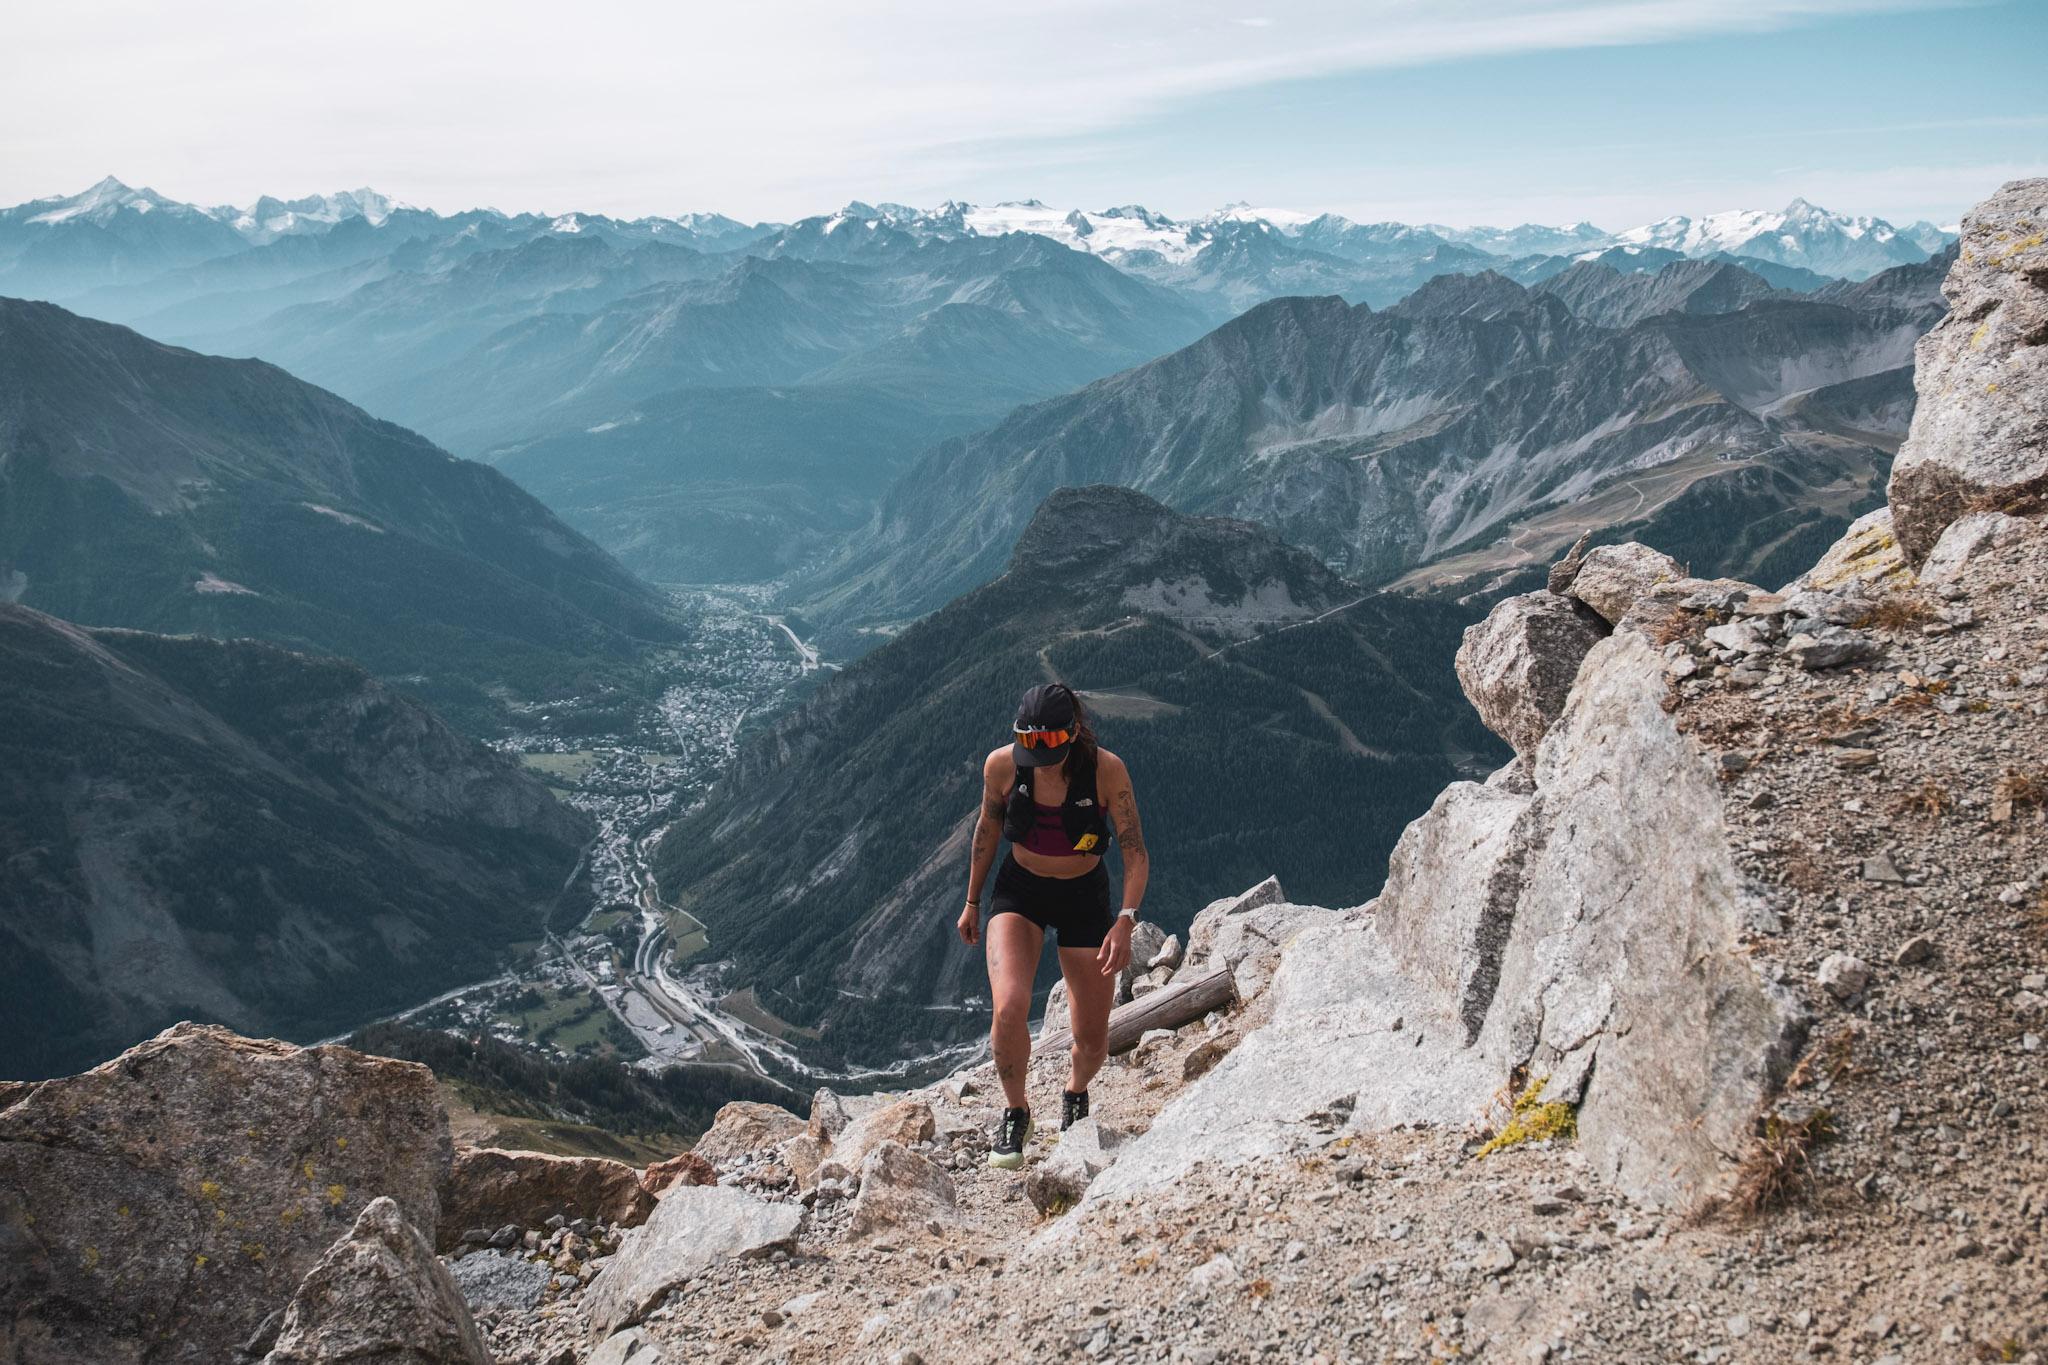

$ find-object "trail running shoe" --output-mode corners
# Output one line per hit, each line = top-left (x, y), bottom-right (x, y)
(988, 1107), (1033, 1169)
(1061, 1089), (1090, 1130)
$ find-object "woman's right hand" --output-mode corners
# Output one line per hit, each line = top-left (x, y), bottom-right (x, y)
(957, 901), (980, 946)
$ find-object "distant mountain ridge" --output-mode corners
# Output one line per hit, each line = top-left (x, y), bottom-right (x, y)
(0, 297), (681, 730)
(0, 603), (592, 1079)
(799, 254), (1938, 634)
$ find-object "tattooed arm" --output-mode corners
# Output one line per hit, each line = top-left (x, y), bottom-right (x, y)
(959, 750), (1008, 945)
(1100, 751), (1149, 914)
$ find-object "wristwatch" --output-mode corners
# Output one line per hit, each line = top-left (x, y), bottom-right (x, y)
(1117, 907), (1139, 922)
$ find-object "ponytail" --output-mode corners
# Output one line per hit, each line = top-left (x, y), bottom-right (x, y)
(1059, 684), (1099, 776)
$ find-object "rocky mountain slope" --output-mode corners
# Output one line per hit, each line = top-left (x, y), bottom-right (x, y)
(801, 261), (1936, 634)
(655, 486), (1502, 1070)
(0, 298), (680, 730)
(3, 179), (2039, 1365)
(0, 604), (592, 1080)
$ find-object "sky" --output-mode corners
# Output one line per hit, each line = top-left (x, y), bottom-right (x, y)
(3, 0), (2042, 229)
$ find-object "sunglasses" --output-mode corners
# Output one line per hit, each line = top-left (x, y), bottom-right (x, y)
(1013, 726), (1075, 750)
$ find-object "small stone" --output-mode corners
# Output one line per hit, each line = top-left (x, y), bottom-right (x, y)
(1188, 1254), (1239, 1295)
(1833, 748), (1879, 771)
(1727, 1315), (1751, 1339)
(1861, 1314), (1895, 1342)
(1817, 954), (1873, 1001)
(1893, 935), (1936, 966)
(1476, 1238), (1516, 1275)
(1861, 854), (1905, 884)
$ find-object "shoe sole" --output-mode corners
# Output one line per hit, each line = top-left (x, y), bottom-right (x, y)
(987, 1119), (1035, 1169)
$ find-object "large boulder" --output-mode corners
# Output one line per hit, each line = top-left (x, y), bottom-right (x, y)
(1887, 178), (2048, 564)
(1182, 876), (1286, 968)
(260, 1197), (489, 1365)
(1565, 543), (1686, 626)
(438, 1147), (654, 1252)
(688, 1101), (804, 1166)
(0, 1023), (449, 1365)
(584, 1184), (801, 1333)
(1455, 591), (1609, 756)
(845, 1141), (957, 1241)
(1474, 630), (1810, 1203)
(829, 1098), (935, 1176)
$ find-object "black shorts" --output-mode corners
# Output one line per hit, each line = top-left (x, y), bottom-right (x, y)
(987, 853), (1112, 948)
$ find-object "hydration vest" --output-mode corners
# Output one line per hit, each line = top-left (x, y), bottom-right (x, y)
(1003, 746), (1113, 855)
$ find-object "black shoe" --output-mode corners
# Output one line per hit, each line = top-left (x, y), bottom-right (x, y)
(1061, 1089), (1090, 1130)
(988, 1107), (1033, 1169)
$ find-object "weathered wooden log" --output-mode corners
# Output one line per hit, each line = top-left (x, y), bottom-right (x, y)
(1036, 966), (1236, 1057)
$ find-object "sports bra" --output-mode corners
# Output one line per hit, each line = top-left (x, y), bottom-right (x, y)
(1003, 749), (1112, 858)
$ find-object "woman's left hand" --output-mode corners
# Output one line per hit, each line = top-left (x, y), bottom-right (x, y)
(1096, 917), (1133, 977)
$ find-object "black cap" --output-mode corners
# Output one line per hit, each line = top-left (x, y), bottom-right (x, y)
(1012, 683), (1077, 768)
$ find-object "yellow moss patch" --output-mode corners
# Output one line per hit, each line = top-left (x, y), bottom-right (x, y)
(1477, 1077), (1579, 1158)
(82, 1247), (100, 1272)
(326, 1184), (346, 1207)
(198, 1181), (221, 1201)
(1971, 322), (1991, 350)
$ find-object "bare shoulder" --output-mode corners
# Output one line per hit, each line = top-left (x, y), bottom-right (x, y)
(983, 746), (1015, 785)
(1096, 748), (1132, 788)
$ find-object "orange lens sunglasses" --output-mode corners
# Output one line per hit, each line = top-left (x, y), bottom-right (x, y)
(1013, 726), (1075, 749)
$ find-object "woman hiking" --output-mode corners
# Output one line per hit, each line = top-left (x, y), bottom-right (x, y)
(957, 682), (1149, 1169)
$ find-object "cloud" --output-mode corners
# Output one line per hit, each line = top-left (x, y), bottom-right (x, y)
(0, 0), (1954, 219)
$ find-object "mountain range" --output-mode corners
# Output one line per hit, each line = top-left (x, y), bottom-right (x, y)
(0, 298), (681, 731)
(798, 251), (1940, 637)
(0, 603), (592, 1079)
(0, 178), (1957, 589)
(654, 485), (1503, 1067)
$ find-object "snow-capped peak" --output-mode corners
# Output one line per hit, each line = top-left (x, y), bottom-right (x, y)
(1613, 198), (1933, 277)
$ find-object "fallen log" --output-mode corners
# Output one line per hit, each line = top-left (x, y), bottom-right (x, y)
(1036, 966), (1236, 1058)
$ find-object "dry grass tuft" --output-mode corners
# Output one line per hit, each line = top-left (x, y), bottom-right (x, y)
(1728, 1109), (1833, 1219)
(1895, 779), (1956, 818)
(1861, 593), (1936, 633)
(1785, 1026), (1861, 1090)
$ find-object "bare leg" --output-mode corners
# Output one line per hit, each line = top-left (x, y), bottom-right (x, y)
(985, 914), (1044, 1109)
(1057, 945), (1116, 1095)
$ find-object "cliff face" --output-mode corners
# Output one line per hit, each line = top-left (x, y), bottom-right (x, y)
(0, 605), (592, 1079)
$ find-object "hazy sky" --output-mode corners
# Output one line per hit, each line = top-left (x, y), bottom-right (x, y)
(5, 0), (2042, 227)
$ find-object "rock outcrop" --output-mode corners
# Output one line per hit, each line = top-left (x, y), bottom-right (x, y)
(1075, 546), (1813, 1216)
(1565, 542), (1686, 625)
(0, 1023), (448, 1365)
(439, 1148), (655, 1253)
(1454, 590), (1609, 755)
(688, 1101), (805, 1167)
(260, 1197), (490, 1365)
(1887, 177), (2047, 563)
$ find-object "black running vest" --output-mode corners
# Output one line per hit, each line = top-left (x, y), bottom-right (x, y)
(1003, 747), (1114, 855)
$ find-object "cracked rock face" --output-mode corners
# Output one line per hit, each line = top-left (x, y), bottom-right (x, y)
(1887, 177), (2048, 564)
(1455, 591), (1610, 756)
(261, 1197), (489, 1365)
(584, 1184), (801, 1334)
(439, 1147), (653, 1253)
(0, 1023), (449, 1365)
